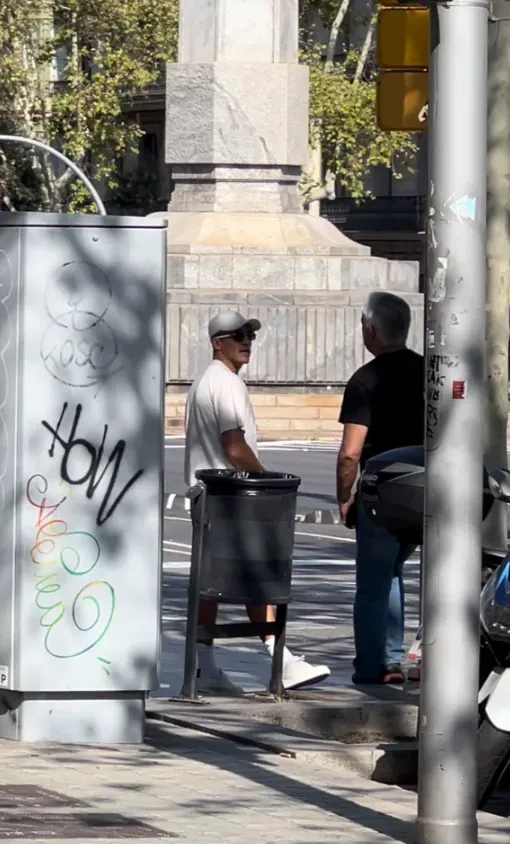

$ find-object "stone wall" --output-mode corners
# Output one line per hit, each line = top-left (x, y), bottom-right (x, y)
(166, 387), (510, 445)
(166, 288), (424, 385)
(167, 388), (341, 440)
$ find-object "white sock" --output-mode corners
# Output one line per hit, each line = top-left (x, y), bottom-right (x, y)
(264, 637), (294, 666)
(197, 643), (218, 676)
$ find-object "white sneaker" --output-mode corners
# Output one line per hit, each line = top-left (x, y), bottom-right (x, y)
(282, 655), (331, 691)
(195, 667), (245, 697)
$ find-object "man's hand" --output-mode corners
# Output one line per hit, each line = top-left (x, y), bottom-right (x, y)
(336, 422), (367, 511)
(339, 496), (356, 527)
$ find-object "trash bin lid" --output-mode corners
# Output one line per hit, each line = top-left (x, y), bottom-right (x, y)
(195, 469), (301, 490)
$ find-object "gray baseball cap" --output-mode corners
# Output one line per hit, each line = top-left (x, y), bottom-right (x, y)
(208, 311), (262, 339)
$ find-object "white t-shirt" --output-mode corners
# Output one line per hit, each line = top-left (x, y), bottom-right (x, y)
(184, 360), (258, 487)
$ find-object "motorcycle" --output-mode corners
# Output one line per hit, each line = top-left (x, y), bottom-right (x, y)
(358, 446), (510, 807)
(477, 467), (510, 807)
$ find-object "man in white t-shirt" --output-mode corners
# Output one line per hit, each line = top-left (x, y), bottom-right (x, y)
(184, 311), (331, 696)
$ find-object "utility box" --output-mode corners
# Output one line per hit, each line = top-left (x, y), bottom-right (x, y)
(0, 213), (166, 744)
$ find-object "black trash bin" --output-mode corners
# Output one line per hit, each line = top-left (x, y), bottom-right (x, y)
(195, 469), (301, 605)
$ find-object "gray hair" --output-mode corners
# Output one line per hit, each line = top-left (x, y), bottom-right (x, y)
(362, 292), (411, 347)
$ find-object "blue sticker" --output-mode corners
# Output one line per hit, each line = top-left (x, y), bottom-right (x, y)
(450, 195), (477, 221)
(495, 560), (510, 607)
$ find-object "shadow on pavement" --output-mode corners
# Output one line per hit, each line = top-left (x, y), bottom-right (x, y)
(143, 720), (417, 844)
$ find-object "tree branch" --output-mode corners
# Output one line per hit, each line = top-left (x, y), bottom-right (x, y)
(326, 0), (351, 68)
(1, 193), (16, 212)
(300, 167), (336, 207)
(303, 180), (336, 206)
(354, 14), (376, 84)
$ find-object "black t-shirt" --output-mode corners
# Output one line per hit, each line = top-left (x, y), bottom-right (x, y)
(339, 348), (425, 469)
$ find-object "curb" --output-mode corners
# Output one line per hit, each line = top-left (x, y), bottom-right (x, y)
(165, 494), (339, 525)
(147, 710), (417, 785)
(146, 699), (419, 786)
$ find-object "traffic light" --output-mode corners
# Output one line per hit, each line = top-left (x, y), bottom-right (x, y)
(376, 2), (429, 131)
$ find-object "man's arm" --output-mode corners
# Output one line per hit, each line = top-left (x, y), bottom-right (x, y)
(336, 423), (368, 504)
(213, 376), (265, 471)
(221, 428), (265, 472)
(337, 376), (371, 523)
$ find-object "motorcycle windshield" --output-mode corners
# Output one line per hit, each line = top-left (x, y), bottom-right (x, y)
(481, 554), (510, 641)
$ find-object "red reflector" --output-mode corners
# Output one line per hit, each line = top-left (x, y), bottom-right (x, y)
(452, 380), (466, 399)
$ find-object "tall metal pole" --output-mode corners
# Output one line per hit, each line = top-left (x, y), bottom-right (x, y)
(484, 0), (510, 553)
(418, 3), (489, 843)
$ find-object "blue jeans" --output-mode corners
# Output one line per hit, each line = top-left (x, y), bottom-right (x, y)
(353, 505), (415, 681)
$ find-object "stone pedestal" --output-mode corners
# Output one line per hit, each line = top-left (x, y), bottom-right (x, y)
(155, 0), (422, 386)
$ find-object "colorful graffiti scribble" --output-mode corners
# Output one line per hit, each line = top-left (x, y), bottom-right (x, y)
(27, 474), (115, 662)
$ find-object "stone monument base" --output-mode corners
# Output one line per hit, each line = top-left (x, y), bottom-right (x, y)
(151, 210), (418, 294)
(151, 210), (369, 254)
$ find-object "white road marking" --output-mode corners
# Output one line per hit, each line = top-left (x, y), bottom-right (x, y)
(163, 540), (192, 550)
(164, 514), (356, 544)
(162, 558), (360, 568)
(164, 438), (338, 451)
(293, 559), (420, 567)
(166, 493), (176, 509)
(160, 556), (421, 570)
(293, 559), (356, 565)
(259, 439), (337, 448)
(295, 529), (355, 543)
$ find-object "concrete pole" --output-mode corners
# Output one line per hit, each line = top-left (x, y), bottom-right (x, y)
(484, 0), (510, 552)
(417, 3), (489, 843)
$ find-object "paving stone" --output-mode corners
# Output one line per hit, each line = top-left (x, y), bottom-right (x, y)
(0, 721), (504, 843)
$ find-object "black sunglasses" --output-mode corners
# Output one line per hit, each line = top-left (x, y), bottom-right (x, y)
(215, 330), (257, 343)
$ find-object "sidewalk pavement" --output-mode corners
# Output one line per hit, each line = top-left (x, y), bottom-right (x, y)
(0, 718), (507, 843)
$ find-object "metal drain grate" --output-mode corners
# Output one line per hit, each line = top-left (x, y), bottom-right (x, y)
(0, 812), (177, 839)
(0, 786), (88, 809)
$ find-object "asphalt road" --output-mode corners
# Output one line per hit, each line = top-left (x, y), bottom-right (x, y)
(158, 438), (510, 819)
(164, 435), (338, 516)
(159, 437), (421, 697)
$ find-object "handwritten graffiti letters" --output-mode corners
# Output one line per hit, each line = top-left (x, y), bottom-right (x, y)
(40, 262), (120, 389)
(426, 354), (460, 441)
(42, 403), (144, 526)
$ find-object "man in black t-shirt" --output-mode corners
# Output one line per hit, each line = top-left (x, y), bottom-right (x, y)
(337, 291), (424, 685)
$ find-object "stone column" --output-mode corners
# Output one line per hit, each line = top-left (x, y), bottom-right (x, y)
(156, 0), (422, 387)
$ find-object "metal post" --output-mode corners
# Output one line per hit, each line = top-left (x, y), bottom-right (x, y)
(417, 3), (489, 843)
(484, 0), (510, 553)
(181, 483), (207, 700)
(269, 604), (287, 697)
(0, 134), (106, 214)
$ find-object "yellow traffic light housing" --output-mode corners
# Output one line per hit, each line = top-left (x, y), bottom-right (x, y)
(377, 72), (429, 131)
(376, 4), (430, 131)
(377, 9), (429, 70)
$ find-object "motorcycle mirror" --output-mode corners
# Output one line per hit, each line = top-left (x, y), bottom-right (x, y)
(488, 468), (510, 503)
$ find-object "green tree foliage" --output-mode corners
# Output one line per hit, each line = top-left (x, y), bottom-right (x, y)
(299, 1), (417, 203)
(0, 0), (416, 212)
(0, 0), (178, 211)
